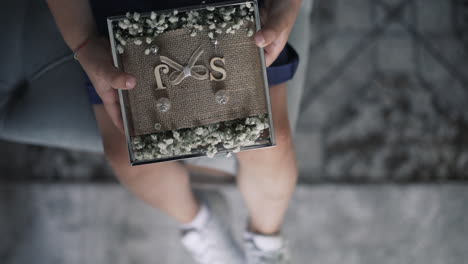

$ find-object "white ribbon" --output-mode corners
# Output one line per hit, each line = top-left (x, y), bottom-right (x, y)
(160, 46), (209, 85)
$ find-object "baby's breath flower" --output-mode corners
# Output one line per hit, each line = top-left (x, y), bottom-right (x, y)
(134, 38), (142, 45)
(133, 12), (141, 21)
(116, 44), (124, 54)
(169, 16), (179, 23)
(195, 127), (205, 135)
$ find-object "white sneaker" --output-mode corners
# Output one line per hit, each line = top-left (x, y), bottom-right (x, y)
(244, 231), (291, 264)
(180, 191), (243, 264)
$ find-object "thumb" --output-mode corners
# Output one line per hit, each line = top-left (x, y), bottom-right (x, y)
(101, 65), (136, 90)
(254, 7), (288, 48)
(255, 25), (279, 48)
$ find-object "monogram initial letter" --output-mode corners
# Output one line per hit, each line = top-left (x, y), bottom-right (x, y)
(209, 57), (226, 81)
(154, 64), (169, 90)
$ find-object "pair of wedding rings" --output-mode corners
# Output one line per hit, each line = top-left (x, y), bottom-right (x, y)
(156, 89), (230, 113)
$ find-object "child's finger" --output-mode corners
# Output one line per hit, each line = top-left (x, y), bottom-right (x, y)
(255, 5), (289, 48)
(98, 65), (136, 90)
(264, 39), (284, 67)
(104, 101), (125, 134)
(255, 28), (277, 48)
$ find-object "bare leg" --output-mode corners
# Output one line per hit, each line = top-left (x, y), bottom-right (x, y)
(236, 83), (299, 235)
(93, 105), (200, 224)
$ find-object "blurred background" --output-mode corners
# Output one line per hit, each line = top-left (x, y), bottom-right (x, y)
(1, 0), (468, 263)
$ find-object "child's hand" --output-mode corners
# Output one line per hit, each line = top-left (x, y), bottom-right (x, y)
(255, 0), (302, 67)
(76, 37), (136, 133)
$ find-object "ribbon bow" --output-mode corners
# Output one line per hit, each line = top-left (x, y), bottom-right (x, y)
(160, 46), (209, 85)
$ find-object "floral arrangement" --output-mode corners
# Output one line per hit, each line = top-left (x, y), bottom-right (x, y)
(113, 2), (256, 54)
(132, 114), (270, 161)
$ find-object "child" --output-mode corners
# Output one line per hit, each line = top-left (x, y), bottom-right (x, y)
(47, 0), (302, 263)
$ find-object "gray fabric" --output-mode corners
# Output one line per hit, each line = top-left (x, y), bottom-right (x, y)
(0, 0), (27, 122)
(1, 59), (103, 152)
(0, 0), (103, 152)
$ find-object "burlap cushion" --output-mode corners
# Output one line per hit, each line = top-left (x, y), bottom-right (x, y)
(119, 25), (268, 136)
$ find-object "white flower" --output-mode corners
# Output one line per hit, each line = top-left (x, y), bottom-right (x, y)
(135, 153), (144, 160)
(247, 29), (254, 37)
(146, 37), (153, 44)
(208, 32), (214, 39)
(134, 38), (142, 45)
(151, 11), (157, 20)
(195, 127), (205, 135)
(256, 123), (265, 131)
(164, 138), (174, 145)
(206, 6), (215, 11)
(116, 44), (124, 54)
(169, 16), (179, 23)
(173, 131), (180, 140)
(133, 12), (141, 21)
(158, 142), (167, 150)
(118, 21), (128, 29)
(160, 148), (169, 155)
(143, 151), (153, 160)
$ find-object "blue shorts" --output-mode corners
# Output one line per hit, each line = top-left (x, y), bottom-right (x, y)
(86, 44), (299, 104)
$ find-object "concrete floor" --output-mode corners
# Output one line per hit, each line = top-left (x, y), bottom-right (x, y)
(1, 184), (468, 264)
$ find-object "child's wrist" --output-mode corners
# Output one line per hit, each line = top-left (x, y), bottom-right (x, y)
(73, 37), (92, 60)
